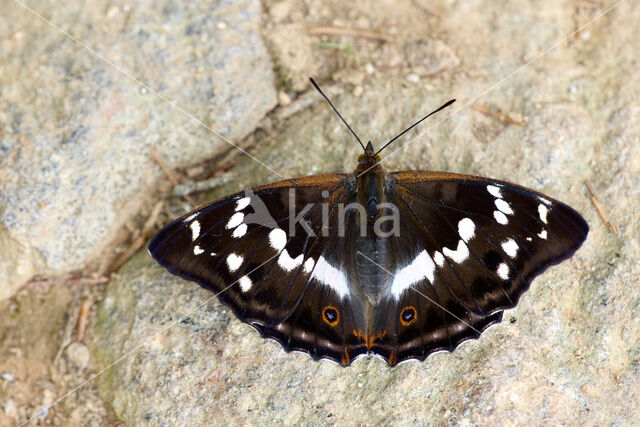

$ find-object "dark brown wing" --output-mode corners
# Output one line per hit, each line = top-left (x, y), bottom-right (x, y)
(148, 174), (367, 365)
(364, 171), (588, 365)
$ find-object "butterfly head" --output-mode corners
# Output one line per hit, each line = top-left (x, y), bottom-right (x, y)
(357, 141), (382, 167)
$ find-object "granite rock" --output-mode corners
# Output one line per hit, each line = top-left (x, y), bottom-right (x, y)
(0, 0), (277, 300)
(5, 0), (638, 423)
(94, 0), (640, 415)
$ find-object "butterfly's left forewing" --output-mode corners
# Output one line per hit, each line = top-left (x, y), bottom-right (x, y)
(148, 174), (367, 364)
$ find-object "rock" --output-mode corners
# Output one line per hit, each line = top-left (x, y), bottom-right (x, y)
(278, 90), (292, 107)
(65, 342), (91, 370)
(0, 225), (45, 301)
(264, 23), (319, 92)
(3, 399), (18, 421)
(91, 0), (640, 423)
(405, 38), (460, 76)
(0, 0), (277, 300)
(406, 73), (421, 83)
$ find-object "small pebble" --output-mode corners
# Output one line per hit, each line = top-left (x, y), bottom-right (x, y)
(352, 85), (364, 97)
(65, 342), (91, 369)
(406, 73), (420, 83)
(4, 400), (18, 420)
(278, 90), (292, 107)
(38, 405), (49, 421)
(216, 21), (227, 30)
(2, 372), (14, 382)
(365, 63), (375, 75)
(269, 2), (291, 22)
(106, 6), (120, 19)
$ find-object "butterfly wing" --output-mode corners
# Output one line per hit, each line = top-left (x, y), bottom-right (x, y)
(148, 174), (366, 364)
(150, 169), (588, 367)
(365, 171), (588, 365)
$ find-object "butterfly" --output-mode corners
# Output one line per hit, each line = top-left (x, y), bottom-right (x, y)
(148, 79), (588, 366)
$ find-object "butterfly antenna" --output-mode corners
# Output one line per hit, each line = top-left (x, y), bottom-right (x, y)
(374, 99), (456, 156)
(310, 78), (366, 152)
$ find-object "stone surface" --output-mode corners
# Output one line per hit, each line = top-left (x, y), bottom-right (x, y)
(0, 0), (277, 299)
(65, 342), (91, 370)
(92, 0), (639, 423)
(0, 283), (110, 425)
(2, 0), (639, 424)
(405, 38), (461, 76)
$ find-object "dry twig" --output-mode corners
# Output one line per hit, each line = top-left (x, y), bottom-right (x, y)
(75, 298), (92, 341)
(106, 200), (164, 275)
(471, 103), (526, 126)
(209, 159), (237, 177)
(585, 180), (619, 234)
(308, 26), (389, 41)
(26, 276), (109, 287)
(151, 149), (197, 207)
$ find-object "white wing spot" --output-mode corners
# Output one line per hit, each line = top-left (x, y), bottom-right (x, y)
(443, 240), (469, 264)
(497, 263), (509, 280)
(184, 212), (198, 223)
(538, 229), (548, 239)
(458, 218), (475, 242)
(311, 256), (349, 299)
(210, 252), (217, 256)
(538, 204), (549, 224)
(190, 220), (201, 241)
(269, 228), (287, 251)
(232, 223), (247, 238)
(433, 250), (445, 267)
(501, 238), (519, 258)
(238, 275), (252, 292)
(303, 257), (315, 274)
(495, 198), (514, 215)
(226, 212), (244, 229)
(193, 245), (204, 255)
(390, 250), (435, 300)
(487, 185), (502, 198)
(494, 211), (508, 225)
(278, 249), (304, 272)
(182, 212), (200, 223)
(538, 195), (551, 206)
(235, 197), (251, 211)
(526, 237), (533, 242)
(226, 253), (243, 272)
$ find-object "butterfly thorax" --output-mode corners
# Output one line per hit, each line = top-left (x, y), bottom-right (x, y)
(354, 142), (386, 221)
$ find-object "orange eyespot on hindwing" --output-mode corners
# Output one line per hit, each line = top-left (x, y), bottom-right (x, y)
(322, 306), (339, 327)
(400, 306), (417, 326)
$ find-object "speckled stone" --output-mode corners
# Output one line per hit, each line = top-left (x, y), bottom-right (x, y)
(64, 0), (640, 423)
(94, 61), (639, 427)
(0, 0), (277, 299)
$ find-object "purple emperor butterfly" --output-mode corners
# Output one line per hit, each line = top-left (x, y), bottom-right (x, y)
(149, 79), (588, 366)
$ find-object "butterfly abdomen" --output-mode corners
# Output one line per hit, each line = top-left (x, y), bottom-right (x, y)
(352, 232), (391, 306)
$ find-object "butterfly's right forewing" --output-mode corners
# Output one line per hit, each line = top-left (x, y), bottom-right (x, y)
(368, 171), (588, 364)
